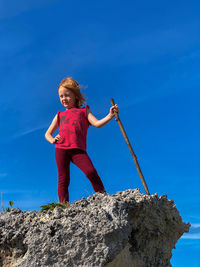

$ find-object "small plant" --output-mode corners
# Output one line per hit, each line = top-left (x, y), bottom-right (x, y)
(40, 202), (69, 213)
(9, 201), (14, 208)
(6, 200), (14, 212)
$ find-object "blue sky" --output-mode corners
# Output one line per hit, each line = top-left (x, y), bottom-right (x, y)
(0, 0), (199, 265)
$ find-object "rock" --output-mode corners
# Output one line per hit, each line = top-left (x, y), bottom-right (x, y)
(0, 189), (190, 267)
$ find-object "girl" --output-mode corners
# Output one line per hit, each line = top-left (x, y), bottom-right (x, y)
(45, 77), (119, 203)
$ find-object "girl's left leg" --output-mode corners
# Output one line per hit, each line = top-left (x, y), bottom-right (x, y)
(71, 149), (106, 193)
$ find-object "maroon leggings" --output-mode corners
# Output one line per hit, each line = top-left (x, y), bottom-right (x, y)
(55, 148), (105, 203)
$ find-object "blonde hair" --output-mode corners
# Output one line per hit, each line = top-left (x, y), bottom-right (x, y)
(58, 77), (86, 107)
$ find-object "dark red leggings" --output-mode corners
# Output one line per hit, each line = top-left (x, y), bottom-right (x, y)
(55, 148), (105, 202)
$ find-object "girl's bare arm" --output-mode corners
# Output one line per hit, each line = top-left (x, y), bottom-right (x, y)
(87, 104), (119, 128)
(45, 114), (61, 144)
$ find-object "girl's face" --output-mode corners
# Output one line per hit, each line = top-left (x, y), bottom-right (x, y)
(58, 87), (77, 109)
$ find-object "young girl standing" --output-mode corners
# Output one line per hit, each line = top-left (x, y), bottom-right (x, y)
(45, 77), (119, 203)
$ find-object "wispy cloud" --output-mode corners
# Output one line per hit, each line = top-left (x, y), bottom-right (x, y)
(191, 224), (200, 227)
(90, 20), (200, 66)
(1, 189), (39, 194)
(11, 124), (48, 140)
(0, 173), (7, 177)
(182, 224), (200, 239)
(46, 21), (199, 82)
(182, 234), (200, 240)
(0, 0), (56, 19)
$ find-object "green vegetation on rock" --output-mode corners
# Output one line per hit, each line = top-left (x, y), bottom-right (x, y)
(40, 202), (69, 213)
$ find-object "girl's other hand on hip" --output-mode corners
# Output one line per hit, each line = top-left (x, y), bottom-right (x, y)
(52, 134), (61, 144)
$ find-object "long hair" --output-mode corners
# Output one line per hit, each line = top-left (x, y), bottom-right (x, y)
(58, 77), (86, 107)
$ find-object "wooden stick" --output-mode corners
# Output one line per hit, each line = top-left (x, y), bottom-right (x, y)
(111, 98), (150, 195)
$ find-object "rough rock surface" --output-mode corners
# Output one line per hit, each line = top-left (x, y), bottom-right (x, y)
(0, 189), (189, 267)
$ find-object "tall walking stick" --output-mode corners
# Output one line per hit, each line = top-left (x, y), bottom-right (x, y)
(111, 98), (150, 195)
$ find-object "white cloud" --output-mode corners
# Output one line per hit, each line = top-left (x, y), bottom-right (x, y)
(11, 124), (48, 140)
(181, 224), (200, 239)
(191, 224), (200, 228)
(182, 234), (200, 240)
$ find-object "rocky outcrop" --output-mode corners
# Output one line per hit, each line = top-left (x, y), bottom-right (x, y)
(0, 189), (190, 267)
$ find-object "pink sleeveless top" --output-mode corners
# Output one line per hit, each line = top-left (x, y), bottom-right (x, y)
(55, 105), (91, 152)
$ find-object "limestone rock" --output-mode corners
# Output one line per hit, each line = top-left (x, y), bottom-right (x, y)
(0, 189), (190, 267)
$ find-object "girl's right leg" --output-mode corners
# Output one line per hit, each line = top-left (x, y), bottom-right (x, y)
(55, 148), (71, 203)
(71, 149), (106, 193)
